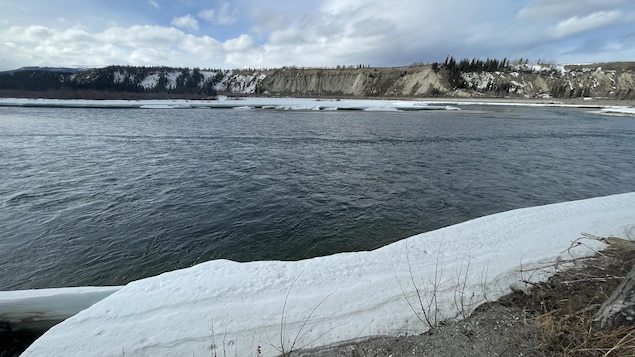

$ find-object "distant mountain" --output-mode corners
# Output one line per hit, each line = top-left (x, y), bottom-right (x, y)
(1, 61), (634, 100)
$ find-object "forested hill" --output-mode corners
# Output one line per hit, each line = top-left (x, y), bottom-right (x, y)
(0, 66), (233, 99)
(1, 60), (635, 100)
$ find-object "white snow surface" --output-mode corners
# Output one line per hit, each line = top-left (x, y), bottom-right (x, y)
(461, 72), (495, 91)
(20, 192), (635, 357)
(140, 73), (160, 89)
(214, 70), (268, 93)
(113, 71), (126, 84)
(2, 97), (627, 112)
(165, 72), (179, 90)
(0, 97), (458, 111)
(601, 106), (635, 115)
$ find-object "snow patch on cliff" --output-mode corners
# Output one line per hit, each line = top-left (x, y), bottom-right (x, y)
(215, 70), (267, 93)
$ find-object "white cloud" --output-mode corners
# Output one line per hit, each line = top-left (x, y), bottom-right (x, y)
(198, 3), (239, 26)
(553, 11), (622, 39)
(148, 0), (159, 9)
(0, 24), (229, 69)
(23, 26), (55, 41)
(268, 28), (303, 46)
(171, 15), (199, 31)
(100, 25), (184, 47)
(518, 0), (629, 19)
(178, 34), (224, 62)
(222, 34), (258, 52)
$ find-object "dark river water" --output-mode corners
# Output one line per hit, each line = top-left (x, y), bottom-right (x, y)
(1, 105), (634, 290)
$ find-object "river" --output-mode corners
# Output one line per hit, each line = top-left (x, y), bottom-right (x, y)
(1, 104), (633, 289)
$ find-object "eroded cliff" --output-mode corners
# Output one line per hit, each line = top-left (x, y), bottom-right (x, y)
(253, 62), (635, 99)
(256, 66), (446, 97)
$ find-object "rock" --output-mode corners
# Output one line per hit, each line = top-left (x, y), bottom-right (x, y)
(594, 264), (635, 330)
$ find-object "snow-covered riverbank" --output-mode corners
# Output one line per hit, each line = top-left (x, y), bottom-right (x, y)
(10, 192), (635, 357)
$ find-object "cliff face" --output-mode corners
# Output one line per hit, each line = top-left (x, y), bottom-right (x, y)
(255, 63), (635, 99)
(257, 67), (447, 97)
(1, 62), (634, 100)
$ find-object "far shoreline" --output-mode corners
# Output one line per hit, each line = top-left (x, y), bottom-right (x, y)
(1, 94), (634, 106)
(1, 95), (634, 116)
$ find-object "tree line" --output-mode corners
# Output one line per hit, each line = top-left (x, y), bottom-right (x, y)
(433, 56), (513, 89)
(0, 65), (227, 97)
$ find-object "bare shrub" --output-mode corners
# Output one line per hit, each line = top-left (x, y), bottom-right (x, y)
(452, 255), (490, 318)
(265, 276), (335, 356)
(396, 248), (444, 330)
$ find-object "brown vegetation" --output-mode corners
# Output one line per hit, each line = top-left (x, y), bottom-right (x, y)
(507, 237), (635, 356)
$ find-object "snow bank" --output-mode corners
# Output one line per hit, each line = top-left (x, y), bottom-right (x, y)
(20, 192), (635, 357)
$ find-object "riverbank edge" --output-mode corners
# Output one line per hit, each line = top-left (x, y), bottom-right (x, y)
(299, 236), (635, 357)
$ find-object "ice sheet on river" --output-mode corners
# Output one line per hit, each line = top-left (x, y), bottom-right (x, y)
(17, 192), (635, 357)
(601, 106), (635, 115)
(0, 97), (458, 111)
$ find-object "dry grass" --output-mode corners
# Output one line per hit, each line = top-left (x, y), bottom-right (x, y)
(536, 309), (635, 356)
(501, 235), (635, 357)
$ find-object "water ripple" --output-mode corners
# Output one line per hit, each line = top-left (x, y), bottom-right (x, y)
(1, 106), (634, 289)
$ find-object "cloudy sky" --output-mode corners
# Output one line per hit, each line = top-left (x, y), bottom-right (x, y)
(1, 0), (634, 71)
